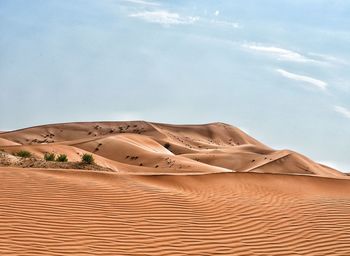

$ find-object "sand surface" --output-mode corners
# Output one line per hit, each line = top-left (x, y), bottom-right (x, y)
(0, 121), (349, 255)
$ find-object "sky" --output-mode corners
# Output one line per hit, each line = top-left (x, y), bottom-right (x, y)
(0, 0), (350, 171)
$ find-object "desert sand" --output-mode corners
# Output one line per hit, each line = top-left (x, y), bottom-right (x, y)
(0, 121), (349, 255)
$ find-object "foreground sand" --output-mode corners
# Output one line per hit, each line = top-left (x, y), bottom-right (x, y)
(0, 121), (349, 255)
(1, 168), (350, 255)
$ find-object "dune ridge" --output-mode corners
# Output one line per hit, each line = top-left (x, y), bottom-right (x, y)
(0, 121), (349, 255)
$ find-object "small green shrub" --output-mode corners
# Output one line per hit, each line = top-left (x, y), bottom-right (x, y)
(16, 150), (32, 158)
(44, 152), (55, 161)
(56, 154), (68, 162)
(81, 153), (94, 164)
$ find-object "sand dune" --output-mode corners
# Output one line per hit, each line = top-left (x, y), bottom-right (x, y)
(0, 121), (346, 177)
(0, 121), (349, 255)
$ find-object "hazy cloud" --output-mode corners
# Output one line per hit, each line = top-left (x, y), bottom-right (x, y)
(308, 52), (349, 66)
(276, 69), (327, 90)
(334, 105), (350, 119)
(129, 10), (199, 25)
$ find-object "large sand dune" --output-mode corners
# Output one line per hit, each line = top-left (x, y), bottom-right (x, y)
(0, 121), (349, 255)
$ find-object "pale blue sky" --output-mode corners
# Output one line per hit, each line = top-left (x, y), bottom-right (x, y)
(0, 0), (349, 171)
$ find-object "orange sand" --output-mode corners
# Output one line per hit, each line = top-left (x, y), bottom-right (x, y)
(0, 121), (349, 255)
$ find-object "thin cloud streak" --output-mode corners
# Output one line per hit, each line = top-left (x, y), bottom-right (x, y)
(122, 0), (160, 6)
(334, 105), (350, 119)
(243, 44), (318, 63)
(276, 69), (327, 90)
(129, 10), (199, 25)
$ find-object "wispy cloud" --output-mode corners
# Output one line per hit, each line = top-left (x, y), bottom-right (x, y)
(334, 105), (350, 119)
(243, 43), (318, 63)
(308, 52), (349, 66)
(276, 69), (327, 90)
(210, 19), (240, 28)
(129, 10), (199, 25)
(122, 0), (160, 6)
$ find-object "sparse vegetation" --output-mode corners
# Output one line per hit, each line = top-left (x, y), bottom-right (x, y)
(16, 150), (32, 158)
(44, 152), (55, 161)
(1, 150), (112, 171)
(56, 154), (68, 162)
(164, 142), (171, 149)
(81, 153), (94, 164)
